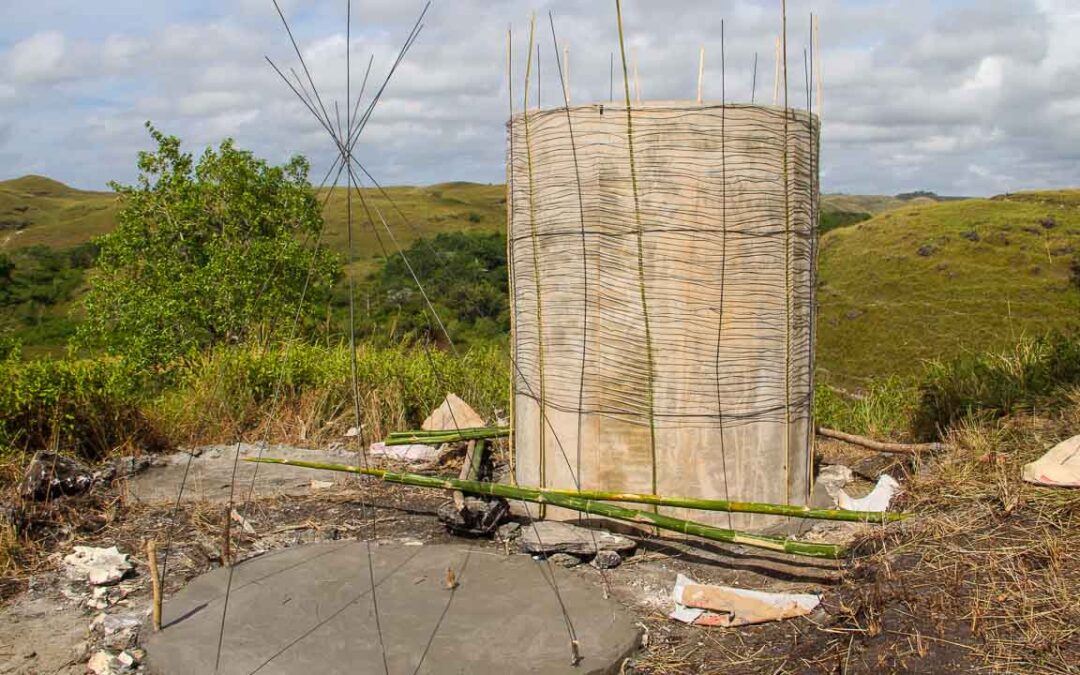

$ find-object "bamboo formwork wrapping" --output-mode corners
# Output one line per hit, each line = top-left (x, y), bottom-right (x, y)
(508, 101), (819, 532)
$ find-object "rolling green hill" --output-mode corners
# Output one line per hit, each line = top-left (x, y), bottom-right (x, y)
(0, 176), (117, 250)
(4, 174), (1078, 387)
(817, 193), (1080, 384)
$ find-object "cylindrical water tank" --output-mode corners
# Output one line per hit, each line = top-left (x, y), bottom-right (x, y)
(508, 102), (819, 531)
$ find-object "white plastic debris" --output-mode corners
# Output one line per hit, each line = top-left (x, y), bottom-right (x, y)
(670, 574), (820, 627)
(1023, 434), (1080, 487)
(369, 441), (439, 463)
(310, 479), (334, 490)
(837, 474), (900, 511)
(63, 546), (133, 586)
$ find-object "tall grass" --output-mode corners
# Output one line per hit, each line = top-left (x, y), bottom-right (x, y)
(158, 340), (509, 446)
(0, 340), (509, 472)
(914, 331), (1080, 438)
(814, 376), (919, 439)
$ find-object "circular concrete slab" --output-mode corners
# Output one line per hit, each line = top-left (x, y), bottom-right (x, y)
(143, 543), (640, 675)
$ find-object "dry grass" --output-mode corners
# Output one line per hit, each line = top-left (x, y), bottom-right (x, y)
(844, 388), (1080, 673)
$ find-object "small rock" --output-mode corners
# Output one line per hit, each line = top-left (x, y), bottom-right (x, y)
(548, 553), (582, 568)
(1040, 217), (1057, 229)
(960, 230), (980, 242)
(592, 550), (622, 570)
(916, 244), (935, 257)
(116, 651), (137, 668)
(851, 453), (908, 482)
(87, 650), (120, 675)
(64, 546), (133, 586)
(518, 520), (636, 557)
(310, 479), (334, 490)
(18, 451), (94, 500)
(496, 522), (522, 542)
(809, 464), (853, 509)
(91, 612), (141, 649)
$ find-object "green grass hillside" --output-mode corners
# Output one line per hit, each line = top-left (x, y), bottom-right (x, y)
(817, 193), (1080, 384)
(0, 176), (117, 250)
(3, 174), (913, 258)
(5, 174), (1078, 388)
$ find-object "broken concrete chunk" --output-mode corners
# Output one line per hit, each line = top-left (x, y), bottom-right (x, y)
(87, 651), (120, 675)
(422, 394), (485, 431)
(496, 522), (522, 542)
(63, 546), (133, 586)
(19, 451), (94, 500)
(548, 552), (582, 568)
(592, 550), (622, 570)
(670, 574), (820, 626)
(518, 521), (636, 557)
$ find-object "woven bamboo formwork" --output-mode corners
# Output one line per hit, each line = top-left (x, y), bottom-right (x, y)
(508, 102), (819, 532)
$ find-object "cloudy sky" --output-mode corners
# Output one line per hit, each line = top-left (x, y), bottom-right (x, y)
(0, 0), (1077, 196)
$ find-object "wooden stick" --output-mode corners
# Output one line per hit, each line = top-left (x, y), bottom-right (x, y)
(563, 44), (571, 105)
(816, 427), (945, 454)
(146, 539), (162, 632)
(697, 46), (705, 104)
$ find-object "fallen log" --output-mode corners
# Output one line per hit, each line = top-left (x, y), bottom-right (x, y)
(816, 427), (946, 454)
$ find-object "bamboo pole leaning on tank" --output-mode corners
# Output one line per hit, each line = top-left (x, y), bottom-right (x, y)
(245, 458), (848, 559)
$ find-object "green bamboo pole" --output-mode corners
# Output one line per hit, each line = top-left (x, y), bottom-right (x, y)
(384, 426), (509, 446)
(537, 487), (905, 524)
(245, 457), (846, 559)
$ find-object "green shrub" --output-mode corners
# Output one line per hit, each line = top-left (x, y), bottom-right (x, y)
(0, 355), (167, 461)
(78, 123), (340, 367)
(913, 331), (1080, 438)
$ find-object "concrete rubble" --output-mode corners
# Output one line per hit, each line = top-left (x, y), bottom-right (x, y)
(63, 546), (133, 586)
(518, 520), (636, 557)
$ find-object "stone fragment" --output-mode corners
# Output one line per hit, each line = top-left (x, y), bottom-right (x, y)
(518, 521), (636, 557)
(63, 546), (133, 586)
(87, 650), (121, 675)
(496, 521), (522, 542)
(548, 553), (582, 568)
(592, 550), (622, 570)
(19, 451), (94, 500)
(91, 612), (141, 650)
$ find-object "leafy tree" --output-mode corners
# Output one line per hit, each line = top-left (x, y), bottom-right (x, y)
(78, 124), (340, 366)
(361, 231), (508, 345)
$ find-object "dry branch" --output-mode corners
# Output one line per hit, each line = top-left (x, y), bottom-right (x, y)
(816, 427), (946, 454)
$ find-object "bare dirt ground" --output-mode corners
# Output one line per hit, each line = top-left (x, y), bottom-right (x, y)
(1, 434), (1077, 674)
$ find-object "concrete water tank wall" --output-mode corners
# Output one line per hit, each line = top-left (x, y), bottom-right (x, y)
(508, 101), (819, 532)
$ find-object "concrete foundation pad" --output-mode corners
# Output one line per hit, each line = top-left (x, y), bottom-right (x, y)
(143, 543), (640, 675)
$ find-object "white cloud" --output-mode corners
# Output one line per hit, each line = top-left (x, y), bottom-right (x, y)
(6, 31), (68, 84)
(0, 0), (1077, 196)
